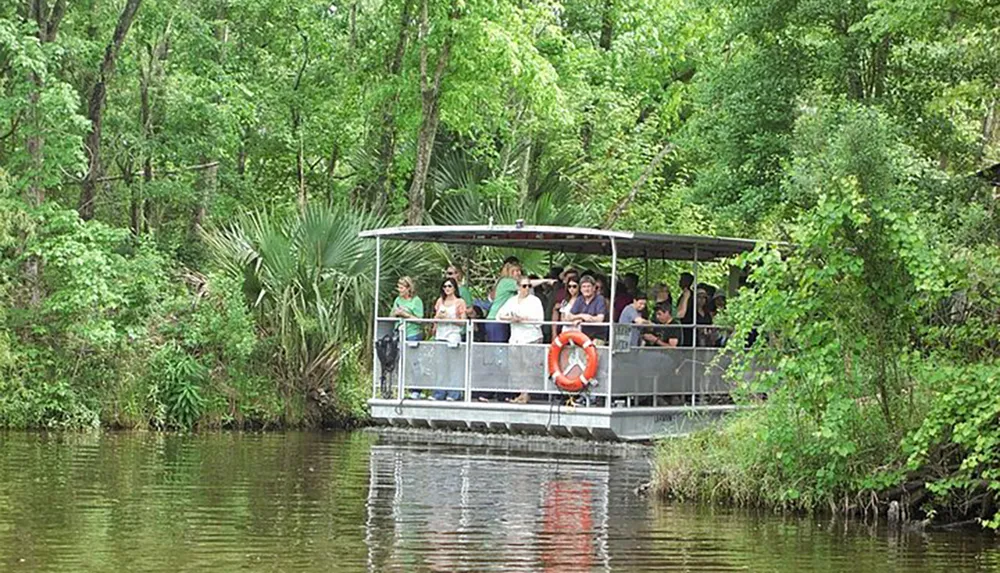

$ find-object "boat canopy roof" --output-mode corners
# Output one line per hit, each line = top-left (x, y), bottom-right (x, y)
(359, 225), (767, 261)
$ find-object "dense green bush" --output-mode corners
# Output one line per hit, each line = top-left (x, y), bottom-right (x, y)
(0, 203), (333, 430)
(655, 104), (1000, 526)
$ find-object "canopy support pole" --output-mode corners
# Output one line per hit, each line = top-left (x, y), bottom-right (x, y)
(644, 256), (650, 293)
(372, 237), (381, 399)
(691, 244), (698, 407)
(607, 238), (618, 410)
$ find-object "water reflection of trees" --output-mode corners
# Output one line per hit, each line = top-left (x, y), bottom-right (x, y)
(0, 432), (376, 571)
(2, 433), (990, 572)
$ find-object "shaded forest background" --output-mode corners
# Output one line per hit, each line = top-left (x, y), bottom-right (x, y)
(2, 0), (1000, 525)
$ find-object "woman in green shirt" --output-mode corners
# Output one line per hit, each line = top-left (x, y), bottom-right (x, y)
(390, 276), (424, 341)
(483, 260), (558, 343)
(484, 262), (521, 342)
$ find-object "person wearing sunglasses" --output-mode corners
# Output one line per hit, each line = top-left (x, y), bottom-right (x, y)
(485, 259), (557, 343)
(497, 278), (545, 404)
(551, 272), (580, 337)
(498, 279), (545, 343)
(445, 264), (473, 311)
(430, 278), (467, 401)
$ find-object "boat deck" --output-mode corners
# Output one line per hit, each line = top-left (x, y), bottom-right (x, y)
(369, 399), (738, 441)
(371, 318), (742, 440)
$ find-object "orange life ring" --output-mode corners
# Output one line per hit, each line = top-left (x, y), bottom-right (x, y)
(547, 330), (599, 393)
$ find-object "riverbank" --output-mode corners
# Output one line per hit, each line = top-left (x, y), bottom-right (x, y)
(652, 374), (1000, 532)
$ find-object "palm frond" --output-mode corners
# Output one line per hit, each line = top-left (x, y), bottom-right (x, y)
(204, 204), (426, 388)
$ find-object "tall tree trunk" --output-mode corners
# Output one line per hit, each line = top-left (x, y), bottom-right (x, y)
(296, 126), (306, 210)
(25, 85), (44, 208)
(348, 1), (358, 51)
(580, 0), (614, 159)
(405, 0), (454, 226)
(78, 0), (143, 220)
(518, 140), (531, 203)
(366, 0), (413, 213)
(24, 0), (67, 307)
(24, 0), (67, 207)
(325, 142), (340, 203)
(133, 61), (150, 235)
(291, 27), (310, 212)
(980, 94), (998, 162)
(134, 25), (170, 235)
(599, 0), (614, 51)
(406, 99), (442, 225)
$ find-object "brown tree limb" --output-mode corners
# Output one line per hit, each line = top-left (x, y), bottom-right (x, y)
(603, 141), (674, 228)
(0, 111), (23, 141)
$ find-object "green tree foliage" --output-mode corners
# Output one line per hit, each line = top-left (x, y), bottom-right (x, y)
(657, 102), (999, 523)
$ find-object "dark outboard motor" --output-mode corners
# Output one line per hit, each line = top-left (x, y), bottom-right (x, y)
(375, 332), (399, 399)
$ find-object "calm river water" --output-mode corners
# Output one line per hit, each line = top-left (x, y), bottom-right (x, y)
(0, 430), (997, 572)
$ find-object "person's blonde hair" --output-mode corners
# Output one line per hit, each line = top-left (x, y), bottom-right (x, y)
(447, 263), (464, 280)
(397, 276), (416, 293)
(499, 262), (521, 279)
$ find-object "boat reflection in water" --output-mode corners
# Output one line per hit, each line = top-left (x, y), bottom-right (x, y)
(542, 480), (595, 572)
(363, 436), (634, 572)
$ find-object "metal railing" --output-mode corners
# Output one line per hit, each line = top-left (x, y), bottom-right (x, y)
(372, 316), (735, 408)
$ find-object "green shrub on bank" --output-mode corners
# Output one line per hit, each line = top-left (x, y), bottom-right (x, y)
(0, 203), (356, 430)
(904, 361), (1000, 527)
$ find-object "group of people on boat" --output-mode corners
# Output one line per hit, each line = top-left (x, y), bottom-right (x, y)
(388, 257), (730, 350)
(384, 254), (733, 404)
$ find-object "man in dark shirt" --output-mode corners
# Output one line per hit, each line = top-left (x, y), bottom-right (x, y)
(568, 275), (608, 341)
(643, 303), (681, 347)
(676, 272), (696, 347)
(613, 272), (638, 321)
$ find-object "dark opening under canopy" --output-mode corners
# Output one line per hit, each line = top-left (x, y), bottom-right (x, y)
(359, 225), (770, 261)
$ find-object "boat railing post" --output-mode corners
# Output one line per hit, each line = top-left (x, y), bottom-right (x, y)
(607, 237), (617, 410)
(464, 318), (472, 402)
(372, 236), (381, 400)
(397, 318), (407, 400)
(691, 245), (698, 407)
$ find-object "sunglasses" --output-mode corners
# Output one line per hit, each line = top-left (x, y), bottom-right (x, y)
(567, 283), (579, 288)
(443, 284), (454, 289)
(446, 271), (457, 277)
(519, 283), (531, 289)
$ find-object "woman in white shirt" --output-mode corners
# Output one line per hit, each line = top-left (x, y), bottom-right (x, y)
(498, 277), (544, 404)
(498, 278), (544, 344)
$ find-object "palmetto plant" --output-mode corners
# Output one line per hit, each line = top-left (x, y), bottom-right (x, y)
(204, 205), (424, 390)
(425, 149), (595, 283)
